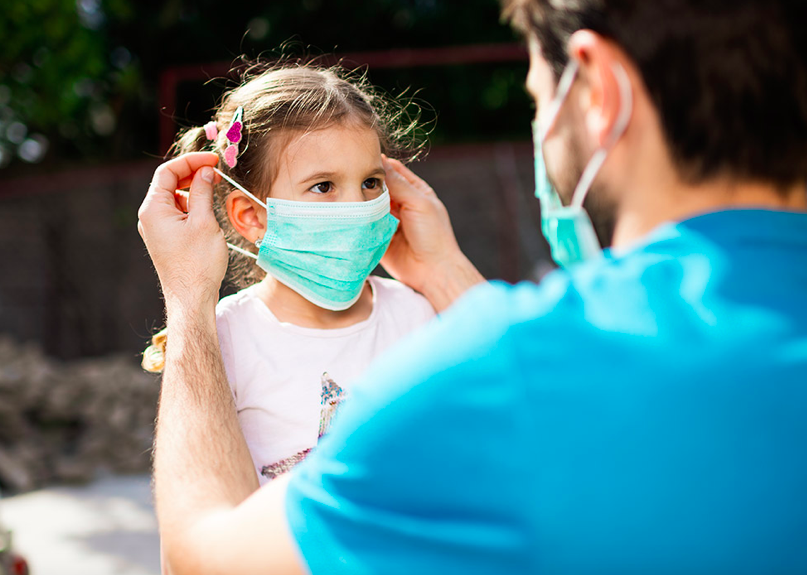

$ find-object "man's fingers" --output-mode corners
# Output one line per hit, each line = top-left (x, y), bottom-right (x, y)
(390, 198), (402, 219)
(383, 155), (435, 195)
(383, 159), (427, 207)
(187, 167), (217, 218)
(141, 152), (220, 224)
(383, 155), (418, 186)
(175, 190), (190, 213)
(150, 152), (220, 197)
(176, 176), (194, 190)
(177, 161), (221, 192)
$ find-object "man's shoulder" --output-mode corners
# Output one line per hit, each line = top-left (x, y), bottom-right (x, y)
(441, 255), (660, 340)
(349, 277), (575, 407)
(412, 250), (686, 374)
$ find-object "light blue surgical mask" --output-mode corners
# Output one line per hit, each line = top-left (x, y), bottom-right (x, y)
(532, 60), (633, 268)
(214, 168), (398, 311)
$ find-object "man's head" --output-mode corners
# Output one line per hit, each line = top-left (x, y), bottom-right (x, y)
(504, 0), (807, 245)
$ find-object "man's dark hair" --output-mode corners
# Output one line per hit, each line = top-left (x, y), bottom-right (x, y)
(502, 0), (807, 189)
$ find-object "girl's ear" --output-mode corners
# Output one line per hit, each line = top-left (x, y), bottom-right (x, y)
(226, 192), (266, 244)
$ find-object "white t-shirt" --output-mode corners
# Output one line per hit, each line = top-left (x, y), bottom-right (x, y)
(216, 276), (435, 485)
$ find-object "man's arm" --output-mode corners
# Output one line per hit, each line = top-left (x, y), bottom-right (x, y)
(138, 153), (304, 575)
(155, 304), (303, 575)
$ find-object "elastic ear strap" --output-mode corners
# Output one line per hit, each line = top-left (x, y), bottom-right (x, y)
(539, 60), (580, 142)
(226, 242), (258, 260)
(213, 167), (267, 209)
(606, 63), (634, 150)
(570, 62), (634, 209)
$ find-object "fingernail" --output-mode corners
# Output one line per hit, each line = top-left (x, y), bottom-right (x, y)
(200, 167), (214, 183)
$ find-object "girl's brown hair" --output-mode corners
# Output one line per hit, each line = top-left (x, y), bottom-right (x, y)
(142, 61), (426, 373)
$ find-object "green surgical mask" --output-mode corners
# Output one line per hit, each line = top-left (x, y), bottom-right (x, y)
(215, 168), (398, 311)
(532, 60), (633, 268)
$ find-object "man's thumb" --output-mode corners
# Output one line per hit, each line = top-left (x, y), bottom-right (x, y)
(385, 166), (419, 205)
(188, 167), (216, 216)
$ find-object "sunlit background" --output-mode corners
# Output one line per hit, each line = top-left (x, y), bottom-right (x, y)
(0, 1), (549, 573)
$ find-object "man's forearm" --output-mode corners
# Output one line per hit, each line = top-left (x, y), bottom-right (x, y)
(153, 302), (259, 567)
(422, 253), (486, 313)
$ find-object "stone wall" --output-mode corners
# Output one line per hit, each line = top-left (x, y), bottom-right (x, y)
(0, 161), (166, 361)
(0, 336), (159, 492)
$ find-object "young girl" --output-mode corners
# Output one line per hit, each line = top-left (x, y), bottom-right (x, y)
(143, 64), (435, 484)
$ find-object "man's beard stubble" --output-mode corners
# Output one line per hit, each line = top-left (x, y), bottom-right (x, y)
(583, 186), (617, 248)
(550, 125), (618, 248)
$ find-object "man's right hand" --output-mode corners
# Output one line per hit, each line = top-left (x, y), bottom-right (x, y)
(381, 156), (485, 312)
(137, 152), (226, 314)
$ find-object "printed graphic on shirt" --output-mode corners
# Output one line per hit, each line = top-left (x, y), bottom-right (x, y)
(259, 447), (313, 480)
(319, 372), (344, 437)
(261, 372), (346, 481)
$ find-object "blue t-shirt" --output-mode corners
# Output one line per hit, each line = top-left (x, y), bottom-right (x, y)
(286, 209), (807, 575)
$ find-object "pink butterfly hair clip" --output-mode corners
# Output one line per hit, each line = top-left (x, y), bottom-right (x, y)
(223, 107), (244, 168)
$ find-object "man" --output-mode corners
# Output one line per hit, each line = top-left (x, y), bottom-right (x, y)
(138, 1), (807, 573)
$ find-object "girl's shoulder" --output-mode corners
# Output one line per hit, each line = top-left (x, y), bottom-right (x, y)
(369, 276), (436, 324)
(215, 285), (264, 323)
(369, 275), (427, 303)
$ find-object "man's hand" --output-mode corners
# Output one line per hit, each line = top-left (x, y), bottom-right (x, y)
(381, 156), (485, 312)
(137, 152), (226, 313)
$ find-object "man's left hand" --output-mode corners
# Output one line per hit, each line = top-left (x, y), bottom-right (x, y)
(137, 152), (226, 312)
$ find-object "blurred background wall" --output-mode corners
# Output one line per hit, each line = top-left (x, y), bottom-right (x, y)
(0, 0), (552, 491)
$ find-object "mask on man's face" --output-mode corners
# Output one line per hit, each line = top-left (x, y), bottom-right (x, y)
(532, 59), (633, 268)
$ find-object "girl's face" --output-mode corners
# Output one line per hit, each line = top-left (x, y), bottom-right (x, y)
(269, 122), (386, 203)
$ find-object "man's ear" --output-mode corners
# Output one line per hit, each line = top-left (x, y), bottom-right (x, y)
(226, 192), (266, 244)
(568, 30), (629, 148)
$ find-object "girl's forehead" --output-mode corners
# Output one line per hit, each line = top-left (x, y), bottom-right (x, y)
(277, 123), (383, 177)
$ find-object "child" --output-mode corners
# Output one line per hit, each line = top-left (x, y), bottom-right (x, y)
(143, 64), (435, 485)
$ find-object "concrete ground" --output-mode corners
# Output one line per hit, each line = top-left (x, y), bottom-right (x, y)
(1, 475), (160, 575)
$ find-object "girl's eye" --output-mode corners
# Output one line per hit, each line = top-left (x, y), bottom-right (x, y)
(362, 178), (380, 190)
(310, 182), (333, 194)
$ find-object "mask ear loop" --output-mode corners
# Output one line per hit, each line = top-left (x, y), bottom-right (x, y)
(538, 60), (580, 143)
(213, 167), (267, 209)
(212, 167), (265, 260)
(570, 63), (634, 210)
(226, 242), (258, 260)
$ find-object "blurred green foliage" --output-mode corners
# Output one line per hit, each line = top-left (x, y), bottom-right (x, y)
(0, 0), (530, 173)
(0, 0), (144, 169)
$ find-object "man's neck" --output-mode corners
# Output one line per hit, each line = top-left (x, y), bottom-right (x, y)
(602, 93), (806, 249)
(612, 176), (806, 249)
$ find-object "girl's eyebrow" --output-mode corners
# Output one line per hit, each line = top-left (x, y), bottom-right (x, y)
(299, 170), (338, 183)
(299, 167), (386, 184)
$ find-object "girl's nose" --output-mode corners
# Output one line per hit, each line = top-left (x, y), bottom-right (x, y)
(346, 185), (369, 202)
(348, 189), (366, 202)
